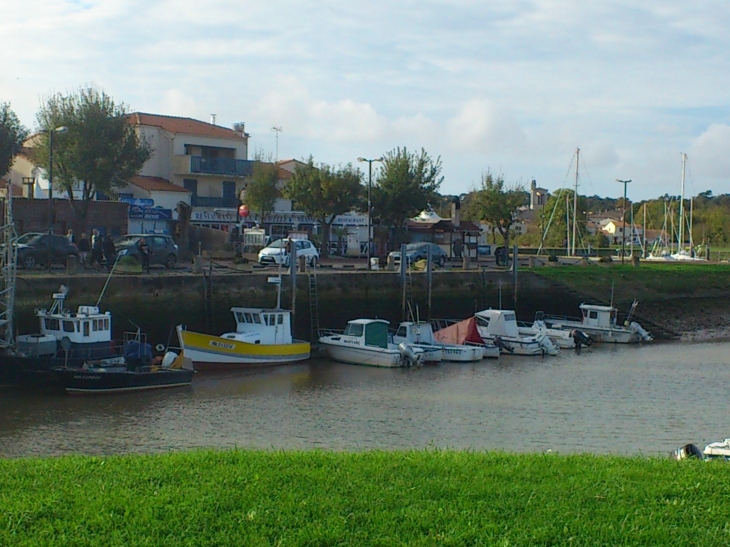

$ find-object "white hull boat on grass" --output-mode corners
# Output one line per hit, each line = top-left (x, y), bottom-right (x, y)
(474, 309), (560, 356)
(319, 319), (424, 368)
(393, 321), (487, 362)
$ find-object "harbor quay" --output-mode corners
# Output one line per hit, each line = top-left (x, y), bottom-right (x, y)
(11, 263), (717, 346)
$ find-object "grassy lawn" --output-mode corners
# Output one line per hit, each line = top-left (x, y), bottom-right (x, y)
(2, 450), (730, 546)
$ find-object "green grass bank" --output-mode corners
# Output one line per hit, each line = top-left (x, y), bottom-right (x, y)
(3, 450), (730, 546)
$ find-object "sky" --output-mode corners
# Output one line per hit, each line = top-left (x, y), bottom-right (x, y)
(2, 0), (730, 202)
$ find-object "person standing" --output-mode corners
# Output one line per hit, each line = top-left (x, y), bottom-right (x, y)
(77, 233), (90, 268)
(139, 237), (151, 274)
(66, 229), (75, 244)
(103, 234), (117, 271)
(90, 229), (103, 269)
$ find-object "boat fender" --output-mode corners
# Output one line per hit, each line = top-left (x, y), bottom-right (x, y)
(161, 351), (178, 368)
(155, 343), (166, 353)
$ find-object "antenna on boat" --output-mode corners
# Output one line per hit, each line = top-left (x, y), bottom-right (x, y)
(95, 253), (121, 308)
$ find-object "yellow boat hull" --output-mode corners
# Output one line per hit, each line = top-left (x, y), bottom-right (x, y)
(178, 329), (311, 370)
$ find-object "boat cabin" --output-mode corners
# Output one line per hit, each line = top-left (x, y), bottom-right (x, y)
(394, 322), (437, 345)
(230, 307), (293, 344)
(37, 291), (112, 345)
(579, 304), (618, 329)
(474, 309), (520, 338)
(343, 319), (390, 349)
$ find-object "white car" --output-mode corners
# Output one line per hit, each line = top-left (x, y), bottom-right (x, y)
(258, 238), (319, 267)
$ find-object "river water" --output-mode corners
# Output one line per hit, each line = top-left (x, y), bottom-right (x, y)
(1, 342), (727, 458)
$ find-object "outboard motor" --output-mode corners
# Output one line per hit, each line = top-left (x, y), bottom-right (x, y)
(571, 329), (593, 349)
(673, 443), (704, 461)
(537, 334), (560, 356)
(629, 322), (653, 342)
(398, 342), (423, 367)
(493, 336), (514, 354)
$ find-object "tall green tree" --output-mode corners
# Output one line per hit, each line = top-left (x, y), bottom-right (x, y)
(467, 172), (526, 251)
(0, 103), (28, 177)
(371, 147), (443, 248)
(243, 162), (280, 224)
(283, 157), (362, 258)
(35, 86), (151, 231)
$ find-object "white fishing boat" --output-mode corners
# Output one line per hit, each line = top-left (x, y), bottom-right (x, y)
(474, 309), (560, 356)
(703, 439), (730, 461)
(431, 317), (501, 359)
(539, 301), (652, 344)
(393, 321), (488, 362)
(177, 308), (310, 370)
(319, 319), (424, 368)
(517, 317), (592, 349)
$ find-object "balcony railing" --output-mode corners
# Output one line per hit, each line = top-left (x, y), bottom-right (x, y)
(190, 196), (240, 208)
(190, 156), (253, 176)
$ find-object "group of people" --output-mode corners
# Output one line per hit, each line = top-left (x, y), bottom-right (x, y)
(66, 229), (118, 271)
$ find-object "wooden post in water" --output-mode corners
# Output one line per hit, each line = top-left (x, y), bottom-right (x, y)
(400, 243), (407, 320)
(427, 244), (433, 320)
(512, 244), (518, 309)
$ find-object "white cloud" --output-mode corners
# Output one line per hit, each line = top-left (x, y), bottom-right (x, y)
(446, 99), (526, 154)
(689, 124), (730, 179)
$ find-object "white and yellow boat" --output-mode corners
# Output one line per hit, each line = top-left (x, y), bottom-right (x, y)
(176, 307), (310, 370)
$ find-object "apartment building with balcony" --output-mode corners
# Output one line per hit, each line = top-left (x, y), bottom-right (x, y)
(128, 113), (253, 230)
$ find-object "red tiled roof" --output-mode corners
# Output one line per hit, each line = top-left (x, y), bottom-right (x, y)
(129, 113), (246, 141)
(128, 175), (190, 193)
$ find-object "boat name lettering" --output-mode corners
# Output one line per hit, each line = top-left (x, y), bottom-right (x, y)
(209, 341), (235, 350)
(73, 374), (101, 380)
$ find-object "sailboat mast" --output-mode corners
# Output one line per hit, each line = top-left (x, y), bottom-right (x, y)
(643, 202), (647, 258)
(679, 152), (686, 250)
(572, 148), (579, 256)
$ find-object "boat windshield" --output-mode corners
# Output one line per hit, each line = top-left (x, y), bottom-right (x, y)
(344, 323), (364, 337)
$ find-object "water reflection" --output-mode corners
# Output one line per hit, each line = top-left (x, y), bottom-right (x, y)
(1, 342), (728, 458)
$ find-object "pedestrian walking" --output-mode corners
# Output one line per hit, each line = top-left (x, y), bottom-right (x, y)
(139, 237), (151, 274)
(90, 229), (103, 269)
(103, 235), (117, 271)
(77, 232), (90, 268)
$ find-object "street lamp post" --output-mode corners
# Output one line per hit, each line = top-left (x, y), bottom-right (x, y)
(616, 179), (632, 265)
(47, 126), (68, 272)
(357, 157), (383, 270)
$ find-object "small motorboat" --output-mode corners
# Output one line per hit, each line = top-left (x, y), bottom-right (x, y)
(474, 309), (560, 356)
(394, 321), (489, 362)
(319, 319), (424, 368)
(431, 317), (500, 359)
(54, 332), (194, 394)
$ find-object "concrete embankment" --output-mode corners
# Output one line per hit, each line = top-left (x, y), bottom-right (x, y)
(13, 266), (728, 343)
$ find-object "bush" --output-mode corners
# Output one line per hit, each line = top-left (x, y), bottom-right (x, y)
(117, 255), (139, 266)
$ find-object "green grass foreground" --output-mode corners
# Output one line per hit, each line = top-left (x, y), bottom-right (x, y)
(2, 450), (730, 546)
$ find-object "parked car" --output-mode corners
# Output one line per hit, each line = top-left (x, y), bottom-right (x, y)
(258, 238), (319, 267)
(388, 243), (448, 267)
(114, 234), (179, 268)
(16, 234), (79, 269)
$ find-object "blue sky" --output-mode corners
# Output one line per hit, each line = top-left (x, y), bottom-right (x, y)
(2, 0), (729, 201)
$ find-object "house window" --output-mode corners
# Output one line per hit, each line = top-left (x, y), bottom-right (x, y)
(183, 179), (198, 196)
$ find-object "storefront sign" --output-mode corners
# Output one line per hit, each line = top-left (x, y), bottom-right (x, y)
(332, 214), (367, 226)
(121, 197), (155, 207)
(192, 210), (239, 223)
(128, 206), (172, 220)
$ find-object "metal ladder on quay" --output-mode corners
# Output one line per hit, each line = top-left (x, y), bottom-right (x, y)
(308, 271), (320, 342)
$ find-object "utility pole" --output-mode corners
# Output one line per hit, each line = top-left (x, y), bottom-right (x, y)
(616, 179), (632, 264)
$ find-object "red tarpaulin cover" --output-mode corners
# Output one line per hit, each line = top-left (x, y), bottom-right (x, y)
(433, 317), (483, 345)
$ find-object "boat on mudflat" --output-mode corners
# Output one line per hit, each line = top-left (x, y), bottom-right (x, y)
(177, 307), (310, 370)
(535, 301), (652, 344)
(319, 319), (424, 368)
(54, 332), (194, 394)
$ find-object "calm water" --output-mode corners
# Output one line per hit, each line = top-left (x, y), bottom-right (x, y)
(1, 342), (728, 458)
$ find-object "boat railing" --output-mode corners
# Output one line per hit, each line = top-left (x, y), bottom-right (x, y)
(540, 313), (582, 324)
(317, 328), (344, 339)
